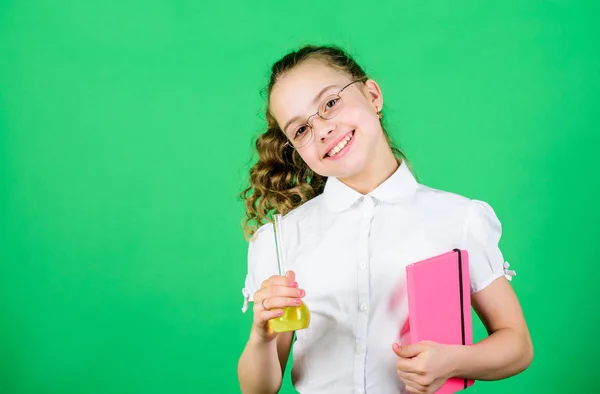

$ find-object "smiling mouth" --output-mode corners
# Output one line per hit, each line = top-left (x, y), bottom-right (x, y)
(325, 131), (355, 158)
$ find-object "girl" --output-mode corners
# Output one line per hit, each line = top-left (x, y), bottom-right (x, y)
(237, 45), (533, 394)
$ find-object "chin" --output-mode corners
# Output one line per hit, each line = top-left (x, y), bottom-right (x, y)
(314, 156), (368, 179)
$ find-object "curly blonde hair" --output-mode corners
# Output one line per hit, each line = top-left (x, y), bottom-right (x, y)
(241, 45), (407, 239)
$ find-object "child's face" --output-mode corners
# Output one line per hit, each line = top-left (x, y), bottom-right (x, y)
(269, 59), (386, 180)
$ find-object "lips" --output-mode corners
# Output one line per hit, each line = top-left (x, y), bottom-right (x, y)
(324, 130), (355, 158)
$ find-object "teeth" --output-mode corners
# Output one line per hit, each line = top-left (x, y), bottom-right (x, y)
(328, 134), (352, 157)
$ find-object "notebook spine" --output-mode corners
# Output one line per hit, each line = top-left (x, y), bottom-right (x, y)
(453, 248), (468, 390)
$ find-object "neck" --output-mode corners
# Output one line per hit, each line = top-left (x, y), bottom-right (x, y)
(339, 146), (400, 195)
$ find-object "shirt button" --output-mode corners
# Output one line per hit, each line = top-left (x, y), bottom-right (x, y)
(356, 344), (365, 354)
(360, 262), (367, 270)
(360, 303), (369, 313)
(356, 390), (364, 394)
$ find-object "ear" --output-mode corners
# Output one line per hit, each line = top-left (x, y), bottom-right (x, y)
(363, 79), (384, 113)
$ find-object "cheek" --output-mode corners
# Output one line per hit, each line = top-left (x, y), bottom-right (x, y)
(352, 109), (380, 135)
(296, 146), (323, 172)
(342, 103), (379, 131)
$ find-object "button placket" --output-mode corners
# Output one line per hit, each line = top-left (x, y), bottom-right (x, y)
(360, 303), (369, 313)
(353, 196), (374, 394)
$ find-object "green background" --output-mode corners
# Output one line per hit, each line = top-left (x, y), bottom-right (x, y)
(1, 1), (598, 393)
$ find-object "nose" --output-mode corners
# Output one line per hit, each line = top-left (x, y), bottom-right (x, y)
(312, 116), (336, 142)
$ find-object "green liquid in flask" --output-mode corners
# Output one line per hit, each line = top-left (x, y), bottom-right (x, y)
(269, 301), (311, 333)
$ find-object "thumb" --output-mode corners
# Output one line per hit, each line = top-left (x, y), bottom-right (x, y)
(286, 270), (296, 283)
(392, 343), (423, 358)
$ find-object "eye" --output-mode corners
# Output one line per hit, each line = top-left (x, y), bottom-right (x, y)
(293, 124), (309, 139)
(322, 96), (341, 114)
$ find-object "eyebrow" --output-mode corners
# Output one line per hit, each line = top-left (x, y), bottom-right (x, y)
(282, 84), (340, 133)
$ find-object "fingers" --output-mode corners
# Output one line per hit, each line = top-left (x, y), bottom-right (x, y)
(252, 270), (306, 334)
(269, 285), (304, 299)
(397, 364), (435, 394)
(257, 271), (304, 307)
(397, 370), (421, 381)
(396, 358), (421, 375)
(260, 291), (305, 310)
(393, 344), (424, 374)
(397, 370), (428, 393)
(254, 308), (284, 324)
(256, 284), (305, 310)
(400, 377), (426, 394)
(286, 270), (296, 282)
(396, 357), (427, 375)
(393, 342), (425, 358)
(260, 270), (297, 289)
(397, 370), (428, 388)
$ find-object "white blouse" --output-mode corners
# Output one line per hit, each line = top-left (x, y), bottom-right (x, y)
(241, 161), (514, 394)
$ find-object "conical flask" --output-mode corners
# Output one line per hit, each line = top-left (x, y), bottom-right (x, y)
(268, 214), (311, 333)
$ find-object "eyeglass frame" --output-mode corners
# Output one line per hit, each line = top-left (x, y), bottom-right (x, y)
(283, 78), (368, 149)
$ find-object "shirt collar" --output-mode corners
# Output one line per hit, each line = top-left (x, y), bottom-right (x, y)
(322, 160), (418, 213)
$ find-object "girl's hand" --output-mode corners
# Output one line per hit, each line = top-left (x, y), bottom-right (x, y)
(392, 341), (456, 394)
(251, 270), (305, 342)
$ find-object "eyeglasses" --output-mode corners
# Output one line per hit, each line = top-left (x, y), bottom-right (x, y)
(284, 79), (366, 149)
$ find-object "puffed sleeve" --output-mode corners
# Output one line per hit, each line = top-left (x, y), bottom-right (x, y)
(462, 200), (514, 294)
(240, 223), (278, 313)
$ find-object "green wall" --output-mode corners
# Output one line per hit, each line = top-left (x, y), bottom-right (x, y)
(1, 1), (598, 393)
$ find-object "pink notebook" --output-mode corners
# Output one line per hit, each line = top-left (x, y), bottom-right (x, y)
(403, 249), (474, 393)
